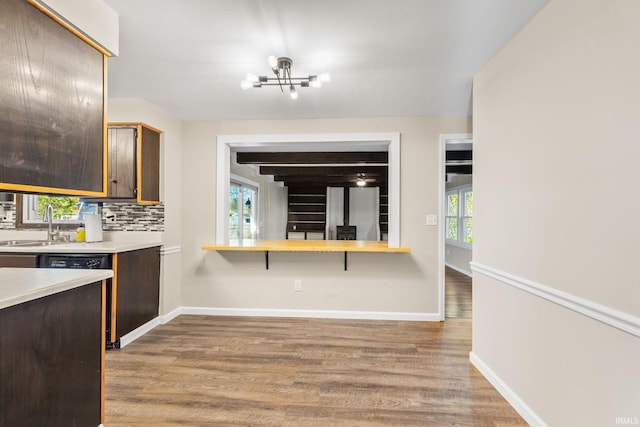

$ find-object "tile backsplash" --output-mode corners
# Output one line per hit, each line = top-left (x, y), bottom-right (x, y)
(0, 200), (164, 232)
(0, 202), (16, 230)
(102, 202), (164, 231)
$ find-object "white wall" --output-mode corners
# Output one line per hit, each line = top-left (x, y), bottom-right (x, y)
(445, 243), (471, 276)
(36, 0), (119, 55)
(182, 116), (470, 318)
(472, 0), (640, 425)
(108, 98), (183, 315)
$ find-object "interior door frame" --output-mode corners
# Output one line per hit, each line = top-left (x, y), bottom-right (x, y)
(438, 133), (473, 320)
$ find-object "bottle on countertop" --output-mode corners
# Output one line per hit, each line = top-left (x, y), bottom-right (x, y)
(76, 224), (85, 242)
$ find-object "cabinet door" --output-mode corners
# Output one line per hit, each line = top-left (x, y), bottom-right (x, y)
(113, 247), (160, 340)
(0, 254), (39, 268)
(0, 0), (106, 196)
(108, 127), (136, 198)
(138, 126), (161, 203)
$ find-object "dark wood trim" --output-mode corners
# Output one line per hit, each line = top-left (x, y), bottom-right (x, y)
(261, 165), (387, 177)
(236, 151), (388, 164)
(446, 164), (473, 175)
(446, 150), (473, 161)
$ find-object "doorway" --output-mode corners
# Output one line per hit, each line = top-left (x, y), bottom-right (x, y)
(439, 134), (473, 319)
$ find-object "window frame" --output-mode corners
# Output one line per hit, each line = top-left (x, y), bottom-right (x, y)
(445, 184), (472, 249)
(229, 174), (259, 240)
(15, 194), (99, 230)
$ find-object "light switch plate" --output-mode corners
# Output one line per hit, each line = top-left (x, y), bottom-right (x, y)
(426, 214), (438, 226)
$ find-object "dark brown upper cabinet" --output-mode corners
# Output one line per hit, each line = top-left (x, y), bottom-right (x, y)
(0, 0), (109, 197)
(106, 123), (161, 204)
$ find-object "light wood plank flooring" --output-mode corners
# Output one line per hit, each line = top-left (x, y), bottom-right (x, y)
(105, 316), (525, 426)
(445, 267), (472, 319)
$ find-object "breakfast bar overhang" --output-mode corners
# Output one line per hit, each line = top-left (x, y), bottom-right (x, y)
(202, 240), (411, 271)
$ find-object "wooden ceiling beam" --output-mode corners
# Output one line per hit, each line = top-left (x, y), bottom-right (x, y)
(446, 164), (473, 174)
(237, 151), (388, 165)
(446, 150), (473, 161)
(275, 175), (388, 185)
(260, 165), (387, 177)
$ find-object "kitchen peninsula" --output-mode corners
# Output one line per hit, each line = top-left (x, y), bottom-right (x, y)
(0, 268), (113, 426)
(0, 240), (162, 348)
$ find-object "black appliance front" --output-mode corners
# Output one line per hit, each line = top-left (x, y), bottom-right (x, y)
(39, 254), (111, 269)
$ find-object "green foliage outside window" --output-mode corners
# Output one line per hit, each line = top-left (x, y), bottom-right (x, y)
(37, 195), (80, 220)
(446, 188), (472, 245)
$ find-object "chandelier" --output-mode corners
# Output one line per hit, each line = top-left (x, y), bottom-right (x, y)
(240, 56), (331, 100)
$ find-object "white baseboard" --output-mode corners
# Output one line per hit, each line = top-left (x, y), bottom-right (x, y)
(119, 317), (163, 348)
(161, 307), (183, 323)
(445, 262), (472, 277)
(469, 351), (548, 427)
(118, 307), (183, 348)
(179, 307), (441, 322)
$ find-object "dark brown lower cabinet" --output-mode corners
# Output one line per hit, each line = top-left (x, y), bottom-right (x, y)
(110, 246), (160, 346)
(0, 281), (104, 426)
(0, 253), (39, 267)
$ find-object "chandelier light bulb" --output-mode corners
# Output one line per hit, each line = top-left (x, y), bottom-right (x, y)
(267, 55), (278, 69)
(240, 80), (252, 90)
(309, 75), (322, 88)
(289, 85), (298, 100)
(245, 73), (259, 83)
(319, 73), (331, 83)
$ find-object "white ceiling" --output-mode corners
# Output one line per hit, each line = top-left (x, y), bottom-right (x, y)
(103, 0), (549, 121)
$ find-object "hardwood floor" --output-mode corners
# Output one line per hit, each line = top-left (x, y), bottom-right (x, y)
(445, 267), (472, 319)
(105, 315), (525, 426)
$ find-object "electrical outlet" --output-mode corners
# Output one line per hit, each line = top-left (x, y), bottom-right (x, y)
(294, 279), (302, 292)
(103, 210), (116, 223)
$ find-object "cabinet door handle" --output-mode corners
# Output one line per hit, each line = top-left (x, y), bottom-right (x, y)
(110, 178), (118, 184)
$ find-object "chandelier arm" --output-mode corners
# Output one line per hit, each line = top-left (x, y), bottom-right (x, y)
(275, 73), (284, 92)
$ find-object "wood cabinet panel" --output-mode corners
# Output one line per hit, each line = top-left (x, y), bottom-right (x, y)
(0, 254), (39, 268)
(139, 126), (161, 203)
(113, 247), (160, 340)
(108, 127), (136, 197)
(0, 281), (103, 426)
(0, 0), (106, 196)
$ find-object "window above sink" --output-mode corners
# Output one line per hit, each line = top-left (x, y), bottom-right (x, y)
(16, 195), (99, 230)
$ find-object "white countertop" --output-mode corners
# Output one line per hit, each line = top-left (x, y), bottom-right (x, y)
(0, 240), (161, 254)
(0, 268), (114, 310)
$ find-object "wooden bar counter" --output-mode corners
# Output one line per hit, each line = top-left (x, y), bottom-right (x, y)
(202, 240), (411, 270)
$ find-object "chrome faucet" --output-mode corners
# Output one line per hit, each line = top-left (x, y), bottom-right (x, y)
(44, 204), (59, 241)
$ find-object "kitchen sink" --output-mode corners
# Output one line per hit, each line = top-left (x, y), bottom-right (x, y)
(0, 240), (68, 247)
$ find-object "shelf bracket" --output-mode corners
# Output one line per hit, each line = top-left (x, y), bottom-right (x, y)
(265, 251), (269, 270)
(344, 251), (348, 271)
